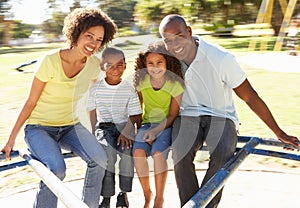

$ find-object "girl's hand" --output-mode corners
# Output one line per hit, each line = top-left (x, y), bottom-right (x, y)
(144, 131), (156, 145)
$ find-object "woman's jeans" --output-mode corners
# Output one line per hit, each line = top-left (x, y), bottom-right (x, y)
(25, 123), (107, 208)
(96, 122), (134, 197)
(172, 115), (238, 208)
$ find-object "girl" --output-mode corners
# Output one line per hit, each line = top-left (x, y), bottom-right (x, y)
(1, 8), (117, 208)
(132, 40), (184, 208)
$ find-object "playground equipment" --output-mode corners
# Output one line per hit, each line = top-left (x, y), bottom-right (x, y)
(183, 136), (299, 208)
(249, 0), (298, 51)
(1, 136), (299, 208)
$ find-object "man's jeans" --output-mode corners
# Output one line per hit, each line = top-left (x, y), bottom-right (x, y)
(25, 123), (107, 208)
(96, 122), (134, 197)
(172, 115), (238, 208)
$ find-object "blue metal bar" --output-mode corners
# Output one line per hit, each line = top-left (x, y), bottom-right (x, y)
(183, 137), (261, 208)
(0, 150), (20, 161)
(0, 160), (28, 171)
(251, 148), (300, 161)
(238, 136), (300, 150)
(0, 151), (76, 172)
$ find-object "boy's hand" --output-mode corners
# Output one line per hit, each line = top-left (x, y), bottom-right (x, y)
(117, 134), (133, 150)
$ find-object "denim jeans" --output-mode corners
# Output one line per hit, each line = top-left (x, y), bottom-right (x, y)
(132, 123), (172, 159)
(24, 123), (108, 208)
(95, 122), (134, 197)
(172, 116), (238, 208)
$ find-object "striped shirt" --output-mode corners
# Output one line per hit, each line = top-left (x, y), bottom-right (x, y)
(87, 78), (142, 124)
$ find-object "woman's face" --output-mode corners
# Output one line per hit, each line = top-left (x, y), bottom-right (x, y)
(145, 52), (167, 80)
(77, 25), (104, 56)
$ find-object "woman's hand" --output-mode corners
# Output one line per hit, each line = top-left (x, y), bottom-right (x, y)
(1, 140), (15, 161)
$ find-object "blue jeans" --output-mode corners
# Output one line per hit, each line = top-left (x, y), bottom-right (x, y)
(24, 123), (107, 208)
(95, 122), (134, 197)
(172, 116), (238, 208)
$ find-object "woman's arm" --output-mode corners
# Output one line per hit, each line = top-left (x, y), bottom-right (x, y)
(89, 109), (97, 135)
(1, 77), (46, 160)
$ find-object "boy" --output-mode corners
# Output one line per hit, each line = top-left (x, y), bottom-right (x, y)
(87, 47), (142, 208)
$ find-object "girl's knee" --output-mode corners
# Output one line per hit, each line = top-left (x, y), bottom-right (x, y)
(133, 149), (146, 157)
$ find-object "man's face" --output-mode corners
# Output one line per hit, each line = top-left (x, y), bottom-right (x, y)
(160, 20), (193, 62)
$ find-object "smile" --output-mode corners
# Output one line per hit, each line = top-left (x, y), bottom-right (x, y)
(174, 47), (183, 54)
(85, 46), (94, 52)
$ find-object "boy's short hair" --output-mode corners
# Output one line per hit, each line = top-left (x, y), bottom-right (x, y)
(101, 47), (125, 61)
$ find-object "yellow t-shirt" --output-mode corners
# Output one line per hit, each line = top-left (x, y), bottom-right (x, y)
(27, 50), (100, 126)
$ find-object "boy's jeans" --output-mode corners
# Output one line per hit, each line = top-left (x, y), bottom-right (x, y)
(96, 122), (134, 197)
(25, 123), (107, 208)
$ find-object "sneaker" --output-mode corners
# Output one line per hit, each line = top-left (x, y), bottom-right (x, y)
(116, 192), (129, 208)
(99, 197), (110, 208)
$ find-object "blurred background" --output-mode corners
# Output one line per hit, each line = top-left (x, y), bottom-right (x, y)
(0, 0), (299, 49)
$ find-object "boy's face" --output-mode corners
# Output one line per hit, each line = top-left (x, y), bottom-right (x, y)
(101, 54), (126, 84)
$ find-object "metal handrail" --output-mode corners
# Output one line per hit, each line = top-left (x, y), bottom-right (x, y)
(183, 136), (300, 208)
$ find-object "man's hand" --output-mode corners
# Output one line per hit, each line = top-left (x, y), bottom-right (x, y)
(277, 131), (300, 151)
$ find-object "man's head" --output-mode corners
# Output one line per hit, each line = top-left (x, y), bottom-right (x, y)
(159, 14), (197, 65)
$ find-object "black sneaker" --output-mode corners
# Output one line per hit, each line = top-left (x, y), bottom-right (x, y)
(99, 197), (110, 208)
(116, 192), (129, 208)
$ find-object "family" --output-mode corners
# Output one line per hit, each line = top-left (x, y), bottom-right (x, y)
(1, 7), (299, 208)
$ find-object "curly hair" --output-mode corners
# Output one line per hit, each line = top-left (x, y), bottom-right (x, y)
(133, 39), (184, 89)
(63, 7), (117, 51)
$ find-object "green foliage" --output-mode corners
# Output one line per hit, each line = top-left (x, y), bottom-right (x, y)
(100, 0), (136, 28)
(41, 11), (66, 39)
(10, 21), (35, 39)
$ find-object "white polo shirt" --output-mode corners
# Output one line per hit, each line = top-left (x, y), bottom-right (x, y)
(180, 36), (246, 128)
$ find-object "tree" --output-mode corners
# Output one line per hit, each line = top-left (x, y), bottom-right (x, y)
(0, 0), (12, 45)
(41, 10), (66, 40)
(99, 0), (136, 29)
(0, 0), (12, 21)
(11, 21), (35, 39)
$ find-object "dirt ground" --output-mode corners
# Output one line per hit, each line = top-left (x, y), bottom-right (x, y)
(1, 151), (299, 208)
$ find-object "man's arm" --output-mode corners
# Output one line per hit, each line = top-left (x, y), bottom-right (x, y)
(234, 79), (299, 149)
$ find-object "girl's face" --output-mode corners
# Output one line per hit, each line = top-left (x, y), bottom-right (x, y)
(77, 25), (104, 56)
(145, 52), (167, 80)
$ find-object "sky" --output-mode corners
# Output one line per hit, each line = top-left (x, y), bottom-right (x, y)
(10, 0), (74, 24)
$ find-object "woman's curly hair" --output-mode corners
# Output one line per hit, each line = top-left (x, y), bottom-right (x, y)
(63, 7), (117, 51)
(133, 39), (184, 89)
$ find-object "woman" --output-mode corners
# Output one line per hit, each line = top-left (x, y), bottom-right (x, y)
(1, 8), (117, 208)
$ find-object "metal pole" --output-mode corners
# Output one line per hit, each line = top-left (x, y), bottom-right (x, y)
(183, 137), (261, 208)
(19, 150), (89, 208)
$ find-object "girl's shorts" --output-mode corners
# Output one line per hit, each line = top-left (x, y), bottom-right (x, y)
(132, 123), (172, 159)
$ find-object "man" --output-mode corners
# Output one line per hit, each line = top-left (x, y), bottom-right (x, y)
(159, 14), (300, 208)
